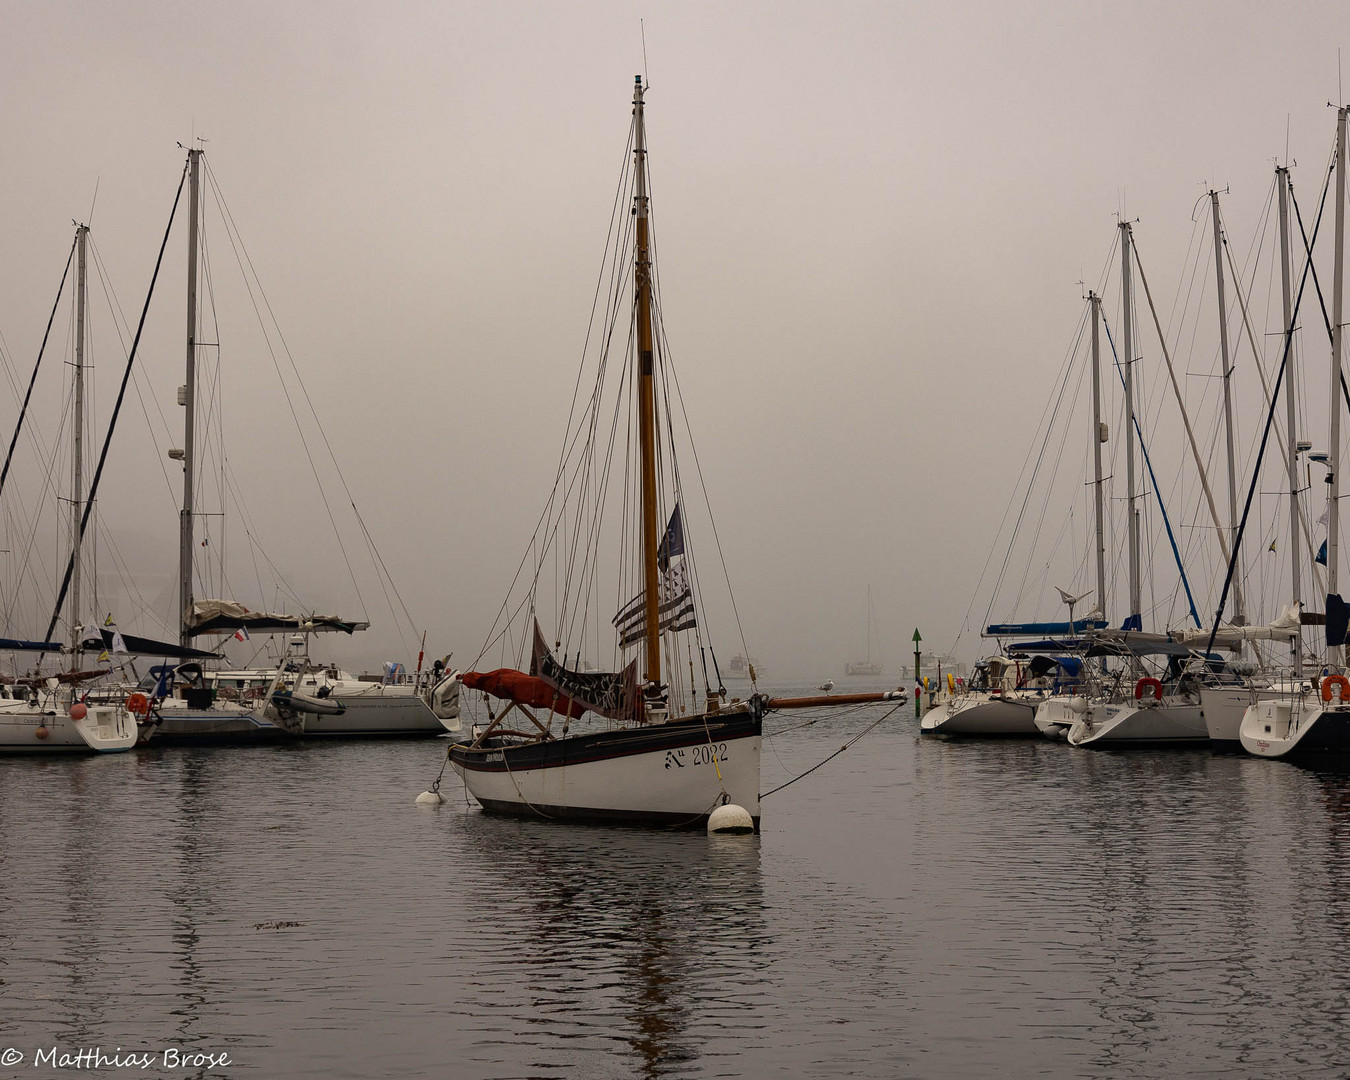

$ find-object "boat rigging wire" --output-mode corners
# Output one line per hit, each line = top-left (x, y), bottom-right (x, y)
(200, 159), (385, 636)
(950, 230), (1120, 657)
(980, 307), (1091, 634)
(42, 157), (189, 651)
(0, 237), (75, 507)
(1204, 225), (1315, 656)
(1100, 312), (1202, 627)
(759, 701), (905, 800)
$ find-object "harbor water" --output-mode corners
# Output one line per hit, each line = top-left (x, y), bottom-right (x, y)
(4, 686), (1350, 1078)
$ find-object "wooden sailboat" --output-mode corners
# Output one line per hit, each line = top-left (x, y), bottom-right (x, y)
(447, 77), (906, 829)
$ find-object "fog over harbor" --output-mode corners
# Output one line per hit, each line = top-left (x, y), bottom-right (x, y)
(1, 0), (1348, 678)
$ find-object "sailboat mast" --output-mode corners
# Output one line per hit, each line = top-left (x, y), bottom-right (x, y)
(69, 223), (89, 659)
(1210, 191), (1245, 625)
(1120, 222), (1142, 625)
(1277, 165), (1303, 677)
(1089, 291), (1108, 617)
(632, 76), (662, 694)
(179, 147), (201, 648)
(1330, 106), (1348, 663)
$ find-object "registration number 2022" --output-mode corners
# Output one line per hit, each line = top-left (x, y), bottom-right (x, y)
(665, 742), (729, 769)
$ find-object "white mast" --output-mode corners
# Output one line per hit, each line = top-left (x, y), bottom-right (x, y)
(1090, 291), (1108, 617)
(1277, 165), (1303, 677)
(69, 223), (88, 660)
(1330, 106), (1348, 664)
(179, 147), (201, 648)
(1210, 190), (1245, 625)
(1120, 222), (1142, 626)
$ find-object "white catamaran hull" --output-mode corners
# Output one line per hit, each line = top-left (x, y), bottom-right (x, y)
(450, 712), (762, 828)
(920, 694), (1041, 735)
(1067, 698), (1208, 746)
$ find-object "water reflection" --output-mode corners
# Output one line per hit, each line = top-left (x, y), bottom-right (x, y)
(6, 729), (1350, 1077)
(453, 818), (767, 1078)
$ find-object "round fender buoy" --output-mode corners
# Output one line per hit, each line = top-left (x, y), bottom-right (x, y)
(35, 725), (50, 740)
(708, 803), (754, 834)
(415, 790), (445, 806)
(70, 702), (87, 721)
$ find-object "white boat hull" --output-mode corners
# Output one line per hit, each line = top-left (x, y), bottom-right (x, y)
(1034, 696), (1085, 740)
(1239, 697), (1350, 758)
(920, 694), (1040, 735)
(146, 701), (289, 745)
(1200, 683), (1288, 742)
(450, 710), (762, 828)
(1067, 698), (1208, 746)
(0, 699), (137, 753)
(299, 691), (452, 736)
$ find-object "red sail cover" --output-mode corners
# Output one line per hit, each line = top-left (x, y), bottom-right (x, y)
(460, 668), (588, 720)
(531, 620), (640, 723)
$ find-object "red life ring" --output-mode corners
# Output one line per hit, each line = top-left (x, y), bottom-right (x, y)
(1134, 677), (1163, 701)
(1321, 675), (1350, 703)
(125, 692), (151, 717)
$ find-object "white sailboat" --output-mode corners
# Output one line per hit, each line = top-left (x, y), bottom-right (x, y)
(0, 223), (137, 754)
(1240, 105), (1350, 760)
(1064, 223), (1224, 748)
(844, 587), (882, 676)
(135, 148), (459, 743)
(447, 77), (905, 828)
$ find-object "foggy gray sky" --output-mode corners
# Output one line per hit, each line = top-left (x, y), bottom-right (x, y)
(1, 1), (1348, 678)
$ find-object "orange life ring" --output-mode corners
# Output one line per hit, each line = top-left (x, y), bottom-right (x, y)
(125, 692), (151, 717)
(1321, 675), (1350, 703)
(1135, 677), (1163, 701)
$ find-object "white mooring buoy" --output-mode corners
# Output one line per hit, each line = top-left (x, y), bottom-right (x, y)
(415, 790), (445, 806)
(707, 802), (754, 834)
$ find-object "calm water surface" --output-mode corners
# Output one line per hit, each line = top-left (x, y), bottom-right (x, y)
(4, 686), (1350, 1078)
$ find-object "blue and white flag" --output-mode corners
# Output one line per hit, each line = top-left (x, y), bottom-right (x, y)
(1318, 540), (1328, 566)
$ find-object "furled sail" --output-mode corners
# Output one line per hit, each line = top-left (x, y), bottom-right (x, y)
(80, 627), (220, 659)
(531, 620), (638, 722)
(1174, 601), (1302, 645)
(613, 505), (696, 647)
(185, 599), (370, 637)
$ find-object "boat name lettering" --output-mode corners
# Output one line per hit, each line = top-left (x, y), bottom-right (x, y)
(485, 752), (504, 763)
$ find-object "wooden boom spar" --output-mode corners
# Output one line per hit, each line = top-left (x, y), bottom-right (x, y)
(765, 690), (909, 710)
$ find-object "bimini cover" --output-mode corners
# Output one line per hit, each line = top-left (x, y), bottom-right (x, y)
(1026, 655), (1084, 679)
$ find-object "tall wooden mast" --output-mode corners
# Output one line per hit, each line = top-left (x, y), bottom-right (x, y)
(632, 75), (662, 698)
